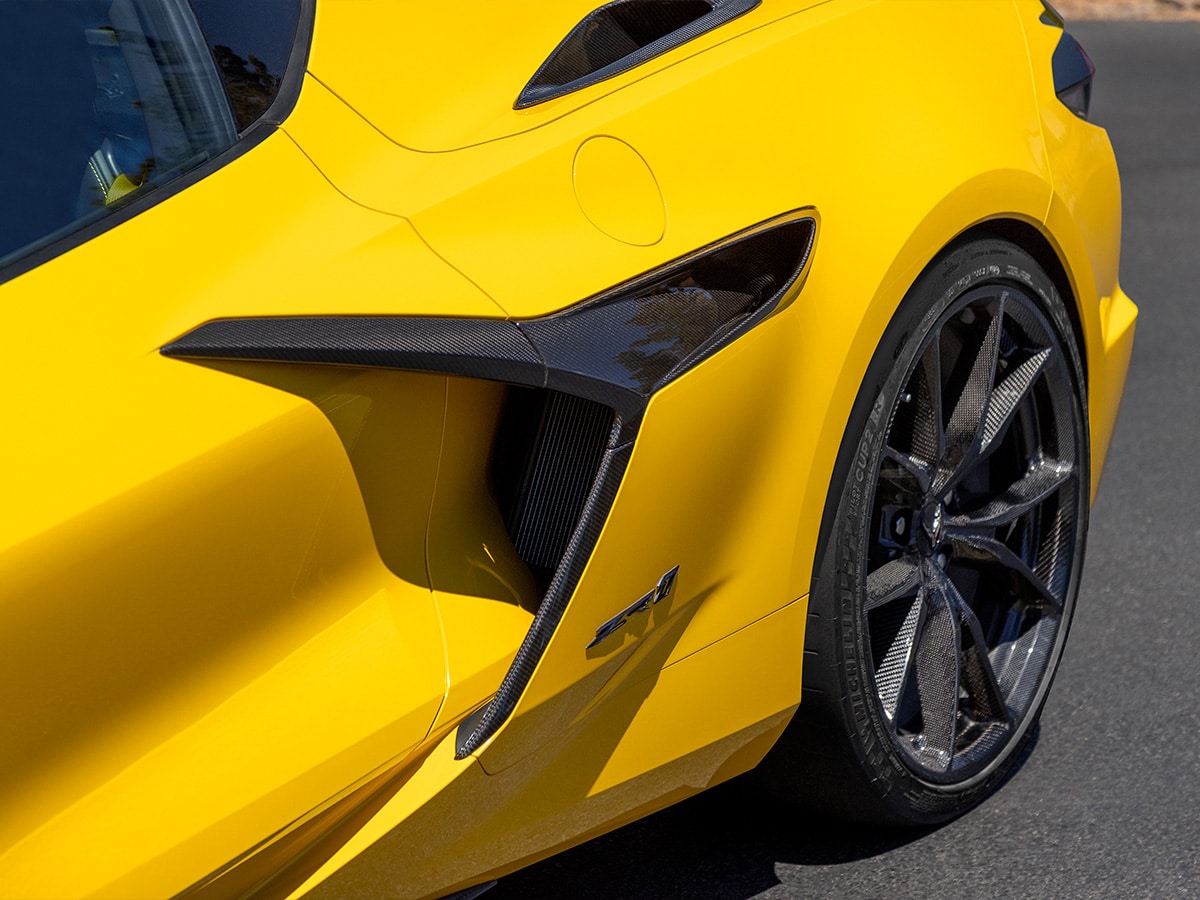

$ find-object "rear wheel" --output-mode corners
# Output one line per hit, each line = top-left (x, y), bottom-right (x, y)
(774, 237), (1088, 823)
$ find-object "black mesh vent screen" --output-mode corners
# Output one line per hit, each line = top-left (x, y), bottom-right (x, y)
(494, 390), (615, 581)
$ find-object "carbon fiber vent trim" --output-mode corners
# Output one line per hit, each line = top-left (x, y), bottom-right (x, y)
(456, 434), (631, 758)
(161, 316), (546, 388)
(163, 212), (817, 428)
(516, 0), (760, 108)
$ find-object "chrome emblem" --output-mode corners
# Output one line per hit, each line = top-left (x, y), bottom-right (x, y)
(587, 566), (679, 649)
(922, 501), (944, 545)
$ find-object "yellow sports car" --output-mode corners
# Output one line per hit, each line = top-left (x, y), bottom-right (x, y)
(0, 0), (1135, 897)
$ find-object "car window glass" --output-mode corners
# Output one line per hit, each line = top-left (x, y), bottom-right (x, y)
(188, 0), (303, 131)
(0, 0), (238, 268)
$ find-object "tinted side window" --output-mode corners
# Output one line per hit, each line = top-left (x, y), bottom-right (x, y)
(0, 0), (238, 267)
(189, 0), (303, 131)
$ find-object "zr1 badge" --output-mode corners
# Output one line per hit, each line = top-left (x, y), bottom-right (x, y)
(587, 566), (680, 649)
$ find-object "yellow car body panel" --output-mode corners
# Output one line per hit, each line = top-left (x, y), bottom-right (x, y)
(0, 0), (1135, 896)
(290, 2), (1051, 318)
(293, 599), (807, 900)
(305, 0), (828, 152)
(1017, 0), (1137, 494)
(0, 134), (516, 896)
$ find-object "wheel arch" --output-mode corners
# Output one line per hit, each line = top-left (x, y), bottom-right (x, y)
(777, 233), (1091, 822)
(792, 191), (1105, 634)
(964, 217), (1087, 387)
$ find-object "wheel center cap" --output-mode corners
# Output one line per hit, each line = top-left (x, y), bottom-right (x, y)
(917, 500), (945, 554)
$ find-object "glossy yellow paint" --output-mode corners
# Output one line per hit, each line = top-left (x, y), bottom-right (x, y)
(425, 377), (540, 732)
(305, 0), (827, 152)
(307, 0), (604, 151)
(426, 378), (541, 614)
(290, 2), (1048, 320)
(291, 598), (805, 900)
(572, 136), (666, 246)
(0, 137), (513, 896)
(0, 358), (445, 895)
(0, 0), (1136, 896)
(1015, 0), (1136, 495)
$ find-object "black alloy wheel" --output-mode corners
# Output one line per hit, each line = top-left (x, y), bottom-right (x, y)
(766, 237), (1088, 824)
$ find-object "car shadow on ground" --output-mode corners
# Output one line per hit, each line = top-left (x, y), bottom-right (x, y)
(489, 723), (1040, 899)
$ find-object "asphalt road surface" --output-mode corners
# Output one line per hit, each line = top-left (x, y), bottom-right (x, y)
(488, 22), (1200, 900)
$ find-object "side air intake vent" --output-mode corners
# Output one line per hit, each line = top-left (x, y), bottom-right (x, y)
(516, 0), (760, 108)
(493, 388), (616, 589)
(160, 208), (819, 760)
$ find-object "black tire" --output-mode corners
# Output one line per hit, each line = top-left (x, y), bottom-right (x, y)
(766, 237), (1088, 825)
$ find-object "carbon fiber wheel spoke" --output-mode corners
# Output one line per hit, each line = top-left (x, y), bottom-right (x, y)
(978, 349), (1051, 459)
(876, 598), (921, 721)
(911, 338), (945, 466)
(883, 447), (932, 493)
(942, 306), (1003, 477)
(912, 570), (961, 769)
(949, 533), (1064, 615)
(954, 580), (1010, 724)
(949, 459), (1075, 530)
(866, 556), (922, 611)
